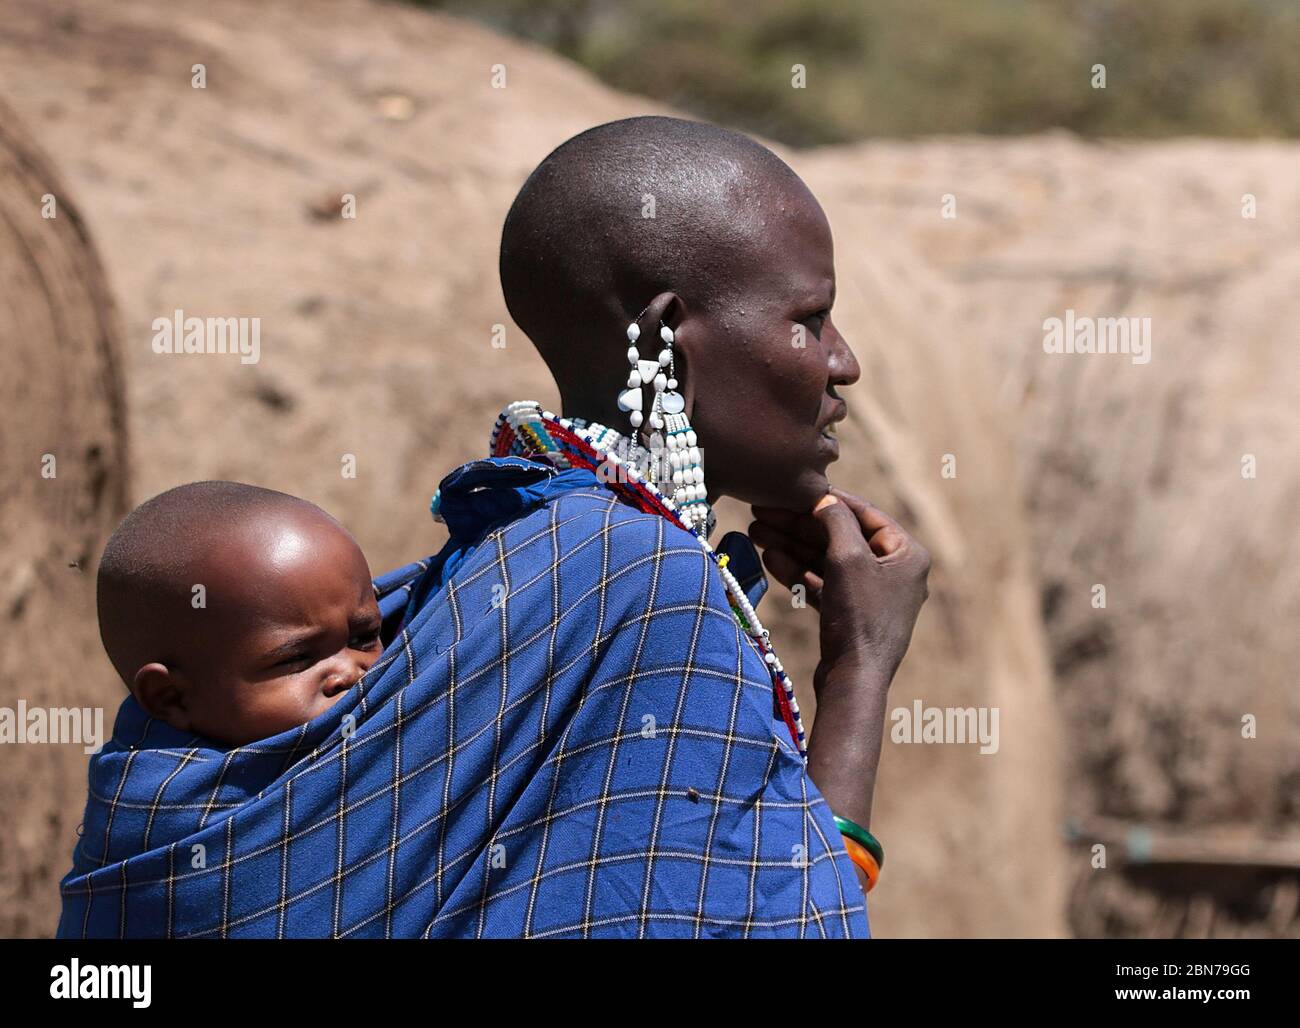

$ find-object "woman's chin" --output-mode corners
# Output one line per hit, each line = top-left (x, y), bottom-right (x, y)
(795, 468), (834, 510)
(730, 466), (830, 512)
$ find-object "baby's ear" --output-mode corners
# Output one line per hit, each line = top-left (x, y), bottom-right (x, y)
(132, 663), (192, 731)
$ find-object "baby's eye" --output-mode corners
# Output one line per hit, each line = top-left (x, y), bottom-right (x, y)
(275, 652), (312, 670)
(350, 628), (382, 650)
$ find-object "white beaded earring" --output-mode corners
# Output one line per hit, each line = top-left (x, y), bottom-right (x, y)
(620, 318), (685, 432)
(665, 411), (709, 533)
(619, 319), (648, 430)
(620, 314), (709, 533)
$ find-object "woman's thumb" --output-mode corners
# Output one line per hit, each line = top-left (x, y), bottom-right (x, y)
(811, 493), (860, 555)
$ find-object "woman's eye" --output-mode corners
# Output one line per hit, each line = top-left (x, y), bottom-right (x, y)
(802, 313), (827, 337)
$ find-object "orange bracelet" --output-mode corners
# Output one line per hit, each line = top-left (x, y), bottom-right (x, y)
(842, 835), (880, 892)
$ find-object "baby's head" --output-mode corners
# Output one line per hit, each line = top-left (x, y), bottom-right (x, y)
(97, 481), (382, 747)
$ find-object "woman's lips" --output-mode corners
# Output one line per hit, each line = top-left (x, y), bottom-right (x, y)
(816, 404), (845, 459)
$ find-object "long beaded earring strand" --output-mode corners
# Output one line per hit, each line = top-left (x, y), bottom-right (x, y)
(620, 315), (710, 534)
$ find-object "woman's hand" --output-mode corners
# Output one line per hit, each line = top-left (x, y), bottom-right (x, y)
(750, 487), (930, 879)
(748, 486), (930, 692)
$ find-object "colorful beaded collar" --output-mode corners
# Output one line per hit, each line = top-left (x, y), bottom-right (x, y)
(488, 400), (807, 758)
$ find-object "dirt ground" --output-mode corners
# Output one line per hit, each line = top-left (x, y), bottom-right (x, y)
(1, 0), (1294, 937)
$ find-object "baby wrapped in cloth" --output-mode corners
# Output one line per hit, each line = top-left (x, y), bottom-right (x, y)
(59, 456), (867, 938)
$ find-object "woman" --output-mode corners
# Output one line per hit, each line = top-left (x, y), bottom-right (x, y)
(481, 116), (931, 933)
(59, 116), (928, 938)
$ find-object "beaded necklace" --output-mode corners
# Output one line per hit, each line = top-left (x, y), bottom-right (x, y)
(488, 400), (807, 758)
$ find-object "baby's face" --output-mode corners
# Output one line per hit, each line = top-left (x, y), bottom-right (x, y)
(153, 509), (383, 747)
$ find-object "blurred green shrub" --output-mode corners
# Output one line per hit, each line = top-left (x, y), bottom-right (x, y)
(416, 0), (1300, 144)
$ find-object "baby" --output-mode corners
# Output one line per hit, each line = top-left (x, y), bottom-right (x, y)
(96, 480), (383, 747)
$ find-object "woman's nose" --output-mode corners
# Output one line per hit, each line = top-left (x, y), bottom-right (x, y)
(828, 326), (861, 387)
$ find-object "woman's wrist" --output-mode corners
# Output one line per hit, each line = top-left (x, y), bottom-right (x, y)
(814, 648), (897, 701)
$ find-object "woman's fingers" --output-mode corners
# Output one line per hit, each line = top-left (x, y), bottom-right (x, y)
(810, 493), (876, 568)
(799, 569), (824, 610)
(759, 547), (824, 610)
(750, 510), (827, 608)
(827, 486), (908, 557)
(828, 486), (931, 582)
(754, 491), (917, 562)
(748, 520), (825, 574)
(751, 504), (799, 529)
(752, 505), (830, 548)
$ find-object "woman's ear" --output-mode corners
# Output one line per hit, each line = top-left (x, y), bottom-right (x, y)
(132, 662), (194, 732)
(675, 333), (694, 422)
(656, 294), (693, 419)
(633, 291), (680, 332)
(670, 297), (702, 426)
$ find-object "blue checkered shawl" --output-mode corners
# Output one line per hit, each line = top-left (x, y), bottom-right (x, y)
(58, 456), (868, 938)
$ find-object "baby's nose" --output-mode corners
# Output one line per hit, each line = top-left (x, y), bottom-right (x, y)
(323, 659), (366, 697)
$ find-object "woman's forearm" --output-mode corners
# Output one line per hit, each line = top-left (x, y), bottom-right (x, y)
(804, 656), (894, 896)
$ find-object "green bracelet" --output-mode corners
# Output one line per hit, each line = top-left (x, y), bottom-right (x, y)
(833, 815), (884, 871)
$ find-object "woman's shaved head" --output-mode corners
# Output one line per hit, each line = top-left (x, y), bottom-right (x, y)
(501, 116), (800, 358)
(500, 115), (860, 511)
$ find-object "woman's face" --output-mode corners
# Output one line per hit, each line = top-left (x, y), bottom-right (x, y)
(678, 181), (860, 512)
